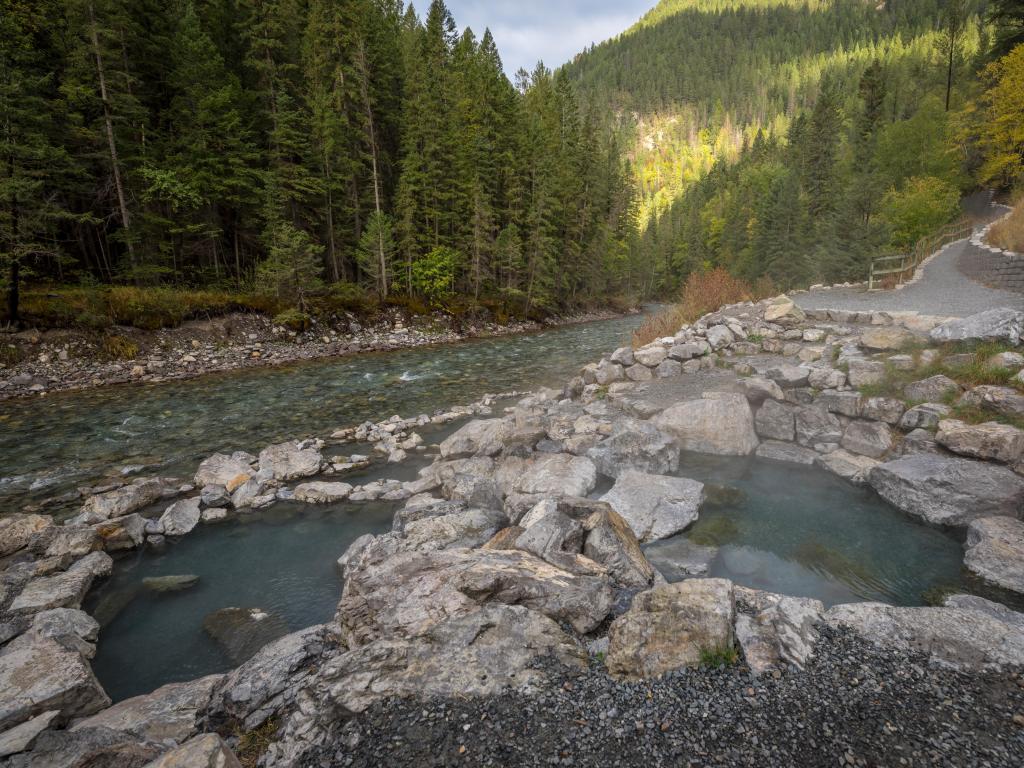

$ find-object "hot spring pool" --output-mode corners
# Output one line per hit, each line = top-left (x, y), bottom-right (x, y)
(86, 455), (967, 702)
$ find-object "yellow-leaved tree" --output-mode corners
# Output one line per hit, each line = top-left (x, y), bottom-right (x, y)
(978, 44), (1024, 188)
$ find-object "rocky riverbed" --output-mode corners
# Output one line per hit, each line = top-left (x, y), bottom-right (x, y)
(2, 296), (1024, 766)
(0, 306), (631, 401)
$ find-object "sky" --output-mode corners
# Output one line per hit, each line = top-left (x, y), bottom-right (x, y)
(443, 1), (656, 75)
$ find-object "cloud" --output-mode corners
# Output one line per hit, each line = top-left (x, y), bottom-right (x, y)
(442, 0), (654, 74)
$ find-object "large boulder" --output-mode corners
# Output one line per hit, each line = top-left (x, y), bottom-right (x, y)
(633, 344), (669, 367)
(859, 327), (916, 351)
(158, 498), (201, 537)
(261, 605), (586, 766)
(763, 296), (804, 324)
(840, 421), (893, 459)
(337, 548), (613, 645)
(765, 364), (811, 389)
(585, 419), (680, 479)
(514, 453), (597, 498)
(600, 470), (704, 543)
(869, 454), (1024, 526)
(142, 733), (242, 768)
(606, 579), (735, 679)
(794, 405), (843, 450)
(194, 452), (254, 489)
(72, 674), (223, 745)
(930, 308), (1023, 345)
(212, 624), (331, 732)
(652, 393), (759, 456)
(734, 588), (823, 676)
(737, 377), (785, 405)
(258, 441), (322, 482)
(899, 403), (951, 431)
(705, 325), (734, 351)
(2, 726), (161, 767)
(395, 502), (508, 553)
(76, 479), (168, 524)
(903, 375), (959, 403)
(959, 385), (1024, 419)
(0, 631), (110, 730)
(9, 552), (112, 615)
(936, 419), (1024, 464)
(439, 419), (511, 459)
(964, 516), (1024, 596)
(292, 481), (353, 504)
(824, 601), (1024, 671)
(754, 399), (796, 442)
(814, 450), (879, 486)
(0, 514), (53, 557)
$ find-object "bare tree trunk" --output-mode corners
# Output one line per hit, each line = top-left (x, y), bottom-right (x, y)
(88, 2), (135, 275)
(355, 40), (388, 298)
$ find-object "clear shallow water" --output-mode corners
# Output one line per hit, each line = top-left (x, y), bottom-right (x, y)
(0, 313), (648, 513)
(88, 453), (968, 703)
(84, 501), (396, 702)
(658, 453), (967, 608)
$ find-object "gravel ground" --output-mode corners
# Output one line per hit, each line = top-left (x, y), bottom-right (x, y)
(307, 626), (1024, 768)
(795, 238), (1024, 317)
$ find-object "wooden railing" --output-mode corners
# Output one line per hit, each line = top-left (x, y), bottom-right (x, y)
(867, 219), (973, 291)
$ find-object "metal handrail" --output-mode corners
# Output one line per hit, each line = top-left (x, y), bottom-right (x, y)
(868, 219), (973, 291)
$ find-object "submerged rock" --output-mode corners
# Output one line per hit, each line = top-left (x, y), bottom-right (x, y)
(203, 608), (291, 666)
(599, 469), (704, 543)
(606, 579), (735, 679)
(142, 574), (200, 593)
(643, 537), (719, 580)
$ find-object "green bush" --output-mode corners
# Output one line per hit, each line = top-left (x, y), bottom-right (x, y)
(410, 247), (462, 306)
(100, 335), (140, 361)
(273, 309), (313, 332)
(699, 645), (739, 668)
(881, 176), (960, 249)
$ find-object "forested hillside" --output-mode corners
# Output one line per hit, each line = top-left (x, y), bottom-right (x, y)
(0, 0), (639, 327)
(566, 0), (1024, 295)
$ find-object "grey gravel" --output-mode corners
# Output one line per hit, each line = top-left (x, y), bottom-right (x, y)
(303, 626), (1024, 768)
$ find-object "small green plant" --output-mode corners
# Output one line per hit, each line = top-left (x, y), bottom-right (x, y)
(747, 333), (764, 344)
(100, 334), (139, 361)
(273, 309), (313, 333)
(594, 385), (609, 400)
(700, 644), (739, 668)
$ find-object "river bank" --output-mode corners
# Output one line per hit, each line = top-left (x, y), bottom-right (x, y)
(0, 305), (637, 402)
(2, 298), (1024, 766)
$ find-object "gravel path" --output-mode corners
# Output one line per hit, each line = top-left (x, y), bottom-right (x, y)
(315, 626), (1024, 768)
(795, 238), (1024, 317)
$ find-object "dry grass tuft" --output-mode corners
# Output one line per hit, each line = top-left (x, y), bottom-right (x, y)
(632, 268), (775, 348)
(989, 201), (1024, 253)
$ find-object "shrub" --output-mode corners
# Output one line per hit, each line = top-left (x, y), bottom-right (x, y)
(699, 644), (739, 669)
(882, 176), (961, 249)
(1, 344), (24, 365)
(100, 335), (139, 361)
(273, 309), (313, 332)
(410, 247), (462, 306)
(633, 268), (764, 347)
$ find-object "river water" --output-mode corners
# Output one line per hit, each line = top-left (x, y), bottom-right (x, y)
(0, 313), (648, 513)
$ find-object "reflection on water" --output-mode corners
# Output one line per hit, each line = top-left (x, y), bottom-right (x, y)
(1, 313), (648, 513)
(662, 453), (966, 608)
(84, 500), (396, 702)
